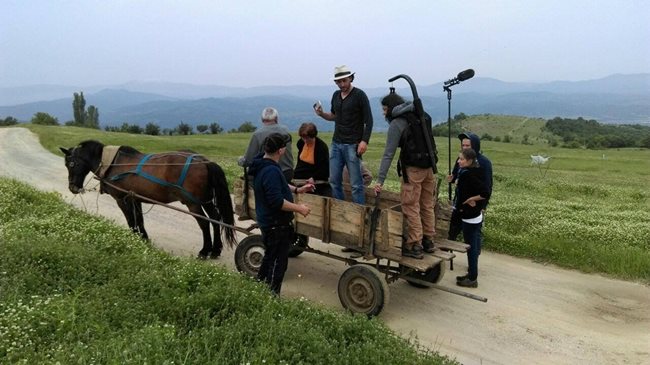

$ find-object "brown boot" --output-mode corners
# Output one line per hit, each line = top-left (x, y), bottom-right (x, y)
(402, 244), (424, 259)
(422, 237), (435, 253)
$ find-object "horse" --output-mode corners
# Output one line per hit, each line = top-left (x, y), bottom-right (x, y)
(60, 140), (236, 259)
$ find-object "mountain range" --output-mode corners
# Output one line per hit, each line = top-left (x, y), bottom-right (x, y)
(1, 73), (648, 131)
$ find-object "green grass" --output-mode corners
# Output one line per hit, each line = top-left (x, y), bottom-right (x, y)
(19, 124), (650, 282)
(0, 178), (455, 364)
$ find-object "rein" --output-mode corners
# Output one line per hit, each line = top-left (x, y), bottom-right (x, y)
(95, 177), (251, 235)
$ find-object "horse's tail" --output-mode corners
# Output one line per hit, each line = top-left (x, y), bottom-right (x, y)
(207, 162), (237, 248)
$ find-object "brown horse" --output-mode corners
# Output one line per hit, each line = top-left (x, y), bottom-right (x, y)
(60, 140), (236, 258)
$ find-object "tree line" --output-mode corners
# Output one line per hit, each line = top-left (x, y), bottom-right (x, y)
(543, 117), (650, 149)
(431, 113), (650, 149)
(1, 92), (259, 135)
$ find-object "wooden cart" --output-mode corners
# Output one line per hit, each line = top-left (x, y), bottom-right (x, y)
(233, 177), (485, 316)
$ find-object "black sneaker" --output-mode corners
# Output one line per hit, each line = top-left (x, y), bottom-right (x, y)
(422, 237), (435, 253)
(402, 246), (424, 259)
(456, 273), (469, 282)
(457, 277), (478, 288)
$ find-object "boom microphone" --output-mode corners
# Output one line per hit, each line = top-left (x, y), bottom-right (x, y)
(443, 69), (475, 86)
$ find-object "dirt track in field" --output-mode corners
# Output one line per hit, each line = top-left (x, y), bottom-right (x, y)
(1, 127), (649, 365)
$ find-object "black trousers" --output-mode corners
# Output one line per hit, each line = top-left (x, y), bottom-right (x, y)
(257, 225), (294, 295)
(448, 208), (463, 241)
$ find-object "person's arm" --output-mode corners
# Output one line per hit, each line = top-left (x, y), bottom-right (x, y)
(358, 91), (373, 156)
(374, 122), (402, 193)
(462, 195), (485, 207)
(314, 95), (336, 121)
(282, 199), (311, 217)
(241, 133), (261, 166)
(315, 108), (336, 121)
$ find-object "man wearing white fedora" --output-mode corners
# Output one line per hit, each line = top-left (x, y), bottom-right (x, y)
(314, 65), (373, 205)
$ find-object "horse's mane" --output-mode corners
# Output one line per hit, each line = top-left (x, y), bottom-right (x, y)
(78, 140), (105, 159)
(118, 145), (141, 155)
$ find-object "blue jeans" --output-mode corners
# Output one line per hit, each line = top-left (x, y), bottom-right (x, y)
(329, 142), (365, 204)
(462, 221), (483, 281)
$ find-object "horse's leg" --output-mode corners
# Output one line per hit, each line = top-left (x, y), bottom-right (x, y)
(188, 204), (212, 259)
(203, 202), (223, 258)
(133, 201), (149, 240)
(116, 198), (139, 236)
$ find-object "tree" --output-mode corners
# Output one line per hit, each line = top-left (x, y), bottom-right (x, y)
(73, 92), (86, 126)
(453, 112), (468, 121)
(641, 135), (650, 148)
(196, 124), (209, 134)
(31, 112), (59, 125)
(72, 92), (100, 128)
(119, 122), (143, 134)
(145, 122), (161, 136)
(209, 122), (223, 134)
(0, 116), (18, 126)
(237, 121), (257, 133)
(86, 105), (100, 129)
(177, 122), (192, 135)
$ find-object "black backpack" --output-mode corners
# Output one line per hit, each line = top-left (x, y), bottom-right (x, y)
(397, 112), (438, 181)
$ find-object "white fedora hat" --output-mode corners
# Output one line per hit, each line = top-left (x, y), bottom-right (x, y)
(333, 65), (355, 81)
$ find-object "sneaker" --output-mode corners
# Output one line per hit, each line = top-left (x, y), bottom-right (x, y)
(422, 237), (435, 253)
(402, 246), (424, 259)
(456, 273), (469, 282)
(456, 277), (478, 288)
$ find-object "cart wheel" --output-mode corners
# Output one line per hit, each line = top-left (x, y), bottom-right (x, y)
(338, 265), (390, 317)
(288, 233), (308, 258)
(234, 235), (265, 277)
(403, 261), (446, 288)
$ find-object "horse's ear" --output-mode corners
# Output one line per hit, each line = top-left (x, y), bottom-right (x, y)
(60, 147), (70, 155)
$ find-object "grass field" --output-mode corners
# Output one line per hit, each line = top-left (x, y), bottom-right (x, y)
(19, 124), (650, 282)
(0, 178), (454, 364)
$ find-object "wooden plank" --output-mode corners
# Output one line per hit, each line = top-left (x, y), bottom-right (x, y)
(322, 198), (331, 243)
(379, 246), (443, 271)
(435, 238), (469, 252)
(431, 249), (456, 260)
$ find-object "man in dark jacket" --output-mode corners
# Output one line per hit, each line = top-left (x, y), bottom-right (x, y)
(249, 133), (312, 295)
(447, 132), (493, 240)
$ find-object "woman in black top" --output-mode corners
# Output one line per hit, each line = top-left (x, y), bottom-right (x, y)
(293, 122), (330, 196)
(455, 148), (489, 288)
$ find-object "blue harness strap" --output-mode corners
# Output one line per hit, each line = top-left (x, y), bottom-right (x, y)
(109, 153), (202, 204)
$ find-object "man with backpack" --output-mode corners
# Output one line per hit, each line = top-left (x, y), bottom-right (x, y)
(374, 92), (438, 259)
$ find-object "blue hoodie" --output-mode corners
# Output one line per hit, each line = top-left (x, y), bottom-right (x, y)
(452, 132), (493, 203)
(248, 156), (294, 229)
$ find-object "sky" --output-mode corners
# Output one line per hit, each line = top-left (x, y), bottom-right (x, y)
(1, 0), (649, 89)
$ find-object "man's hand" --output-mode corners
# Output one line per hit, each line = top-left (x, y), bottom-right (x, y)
(298, 183), (316, 193)
(297, 204), (311, 217)
(374, 183), (383, 195)
(357, 141), (368, 156)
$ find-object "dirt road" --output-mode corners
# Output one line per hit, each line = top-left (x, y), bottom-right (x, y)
(1, 127), (648, 365)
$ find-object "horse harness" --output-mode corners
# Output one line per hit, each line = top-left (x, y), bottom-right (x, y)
(105, 149), (203, 205)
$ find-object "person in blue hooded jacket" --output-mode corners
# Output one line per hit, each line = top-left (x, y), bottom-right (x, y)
(447, 131), (493, 242)
(454, 148), (489, 288)
(248, 133), (313, 295)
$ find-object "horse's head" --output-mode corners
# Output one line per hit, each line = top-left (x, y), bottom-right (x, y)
(60, 141), (103, 194)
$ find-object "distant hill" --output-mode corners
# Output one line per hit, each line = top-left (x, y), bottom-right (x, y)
(1, 74), (648, 130)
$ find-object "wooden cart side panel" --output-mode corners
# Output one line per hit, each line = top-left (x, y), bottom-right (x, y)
(374, 209), (403, 253)
(235, 178), (435, 257)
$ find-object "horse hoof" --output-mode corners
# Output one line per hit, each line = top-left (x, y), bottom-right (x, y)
(197, 254), (208, 260)
(209, 252), (221, 259)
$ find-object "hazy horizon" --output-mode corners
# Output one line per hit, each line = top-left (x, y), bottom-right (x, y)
(2, 1), (649, 89)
